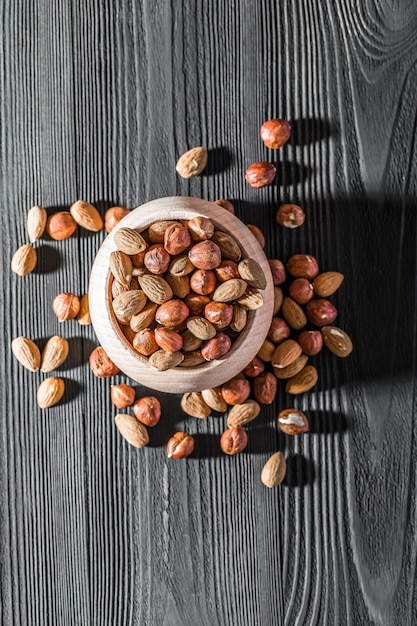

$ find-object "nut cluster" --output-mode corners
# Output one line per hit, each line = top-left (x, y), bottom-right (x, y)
(108, 217), (267, 370)
(111, 382), (162, 448)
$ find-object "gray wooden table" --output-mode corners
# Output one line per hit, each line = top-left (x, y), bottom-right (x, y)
(1, 1), (417, 624)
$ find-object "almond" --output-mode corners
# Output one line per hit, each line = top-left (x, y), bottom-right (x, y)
(130, 302), (158, 332)
(148, 349), (184, 370)
(212, 278), (247, 302)
(165, 274), (191, 299)
(312, 272), (344, 297)
(70, 200), (103, 231)
(261, 452), (286, 487)
(237, 288), (264, 310)
(201, 387), (228, 412)
(148, 220), (182, 243)
(77, 293), (91, 325)
(181, 329), (203, 352)
(37, 377), (65, 409)
(109, 250), (133, 286)
(230, 303), (247, 332)
(11, 336), (41, 371)
(186, 316), (216, 340)
(211, 231), (241, 262)
(168, 254), (195, 276)
(321, 326), (353, 358)
(273, 354), (308, 379)
(257, 338), (275, 362)
(176, 146), (208, 178)
(114, 227), (147, 255)
(40, 336), (69, 372)
(281, 297), (307, 330)
(112, 290), (147, 319)
(285, 365), (318, 394)
(178, 350), (205, 367)
(11, 244), (37, 276)
(227, 399), (261, 427)
(271, 339), (302, 369)
(278, 409), (309, 435)
(181, 392), (211, 418)
(237, 258), (267, 289)
(138, 274), (173, 304)
(27, 205), (47, 241)
(114, 413), (149, 448)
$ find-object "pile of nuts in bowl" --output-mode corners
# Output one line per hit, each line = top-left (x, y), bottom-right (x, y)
(10, 116), (353, 490)
(108, 217), (267, 370)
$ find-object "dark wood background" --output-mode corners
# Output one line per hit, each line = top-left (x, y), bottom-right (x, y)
(1, 1), (417, 624)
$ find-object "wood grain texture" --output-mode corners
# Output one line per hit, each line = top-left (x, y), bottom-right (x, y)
(1, 1), (417, 625)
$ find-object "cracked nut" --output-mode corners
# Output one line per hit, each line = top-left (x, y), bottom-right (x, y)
(278, 408), (309, 435)
(276, 203), (305, 228)
(166, 432), (195, 458)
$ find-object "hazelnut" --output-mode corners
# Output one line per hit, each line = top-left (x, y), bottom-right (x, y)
(298, 330), (323, 356)
(245, 161), (276, 188)
(104, 206), (130, 232)
(200, 333), (231, 361)
(267, 317), (291, 344)
(242, 356), (265, 377)
(187, 216), (215, 241)
(89, 346), (120, 377)
(221, 376), (251, 405)
(166, 432), (195, 458)
(253, 371), (277, 405)
(306, 299), (338, 326)
(132, 329), (159, 356)
(144, 244), (171, 275)
(46, 211), (77, 240)
(111, 278), (131, 299)
(164, 223), (191, 255)
(260, 118), (291, 149)
(130, 251), (147, 269)
(111, 384), (136, 408)
(154, 327), (183, 352)
(52, 292), (81, 321)
(188, 240), (222, 270)
(220, 426), (248, 455)
(148, 220), (181, 244)
(277, 408), (309, 435)
(133, 396), (161, 427)
(155, 299), (189, 328)
(203, 301), (233, 328)
(189, 269), (217, 295)
(268, 260), (286, 285)
(214, 260), (240, 283)
(168, 254), (195, 276)
(287, 254), (319, 280)
(276, 203), (305, 228)
(183, 293), (211, 316)
(246, 224), (265, 248)
(289, 278), (314, 304)
(214, 199), (235, 214)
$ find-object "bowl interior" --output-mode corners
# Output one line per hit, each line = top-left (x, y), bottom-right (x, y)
(88, 196), (274, 393)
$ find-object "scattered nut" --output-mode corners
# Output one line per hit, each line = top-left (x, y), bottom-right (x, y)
(261, 451), (286, 487)
(89, 346), (120, 377)
(53, 292), (81, 321)
(260, 118), (291, 149)
(176, 147), (208, 178)
(166, 432), (195, 458)
(245, 161), (276, 188)
(278, 408), (309, 435)
(11, 244), (37, 276)
(132, 396), (161, 426)
(220, 426), (248, 455)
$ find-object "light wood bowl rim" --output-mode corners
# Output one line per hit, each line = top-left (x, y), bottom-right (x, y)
(88, 196), (274, 393)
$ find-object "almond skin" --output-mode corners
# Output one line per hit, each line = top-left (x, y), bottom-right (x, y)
(148, 350), (184, 370)
(273, 354), (308, 380)
(11, 336), (41, 371)
(37, 377), (65, 409)
(27, 205), (47, 241)
(227, 400), (261, 427)
(212, 278), (247, 303)
(312, 272), (344, 297)
(261, 452), (286, 487)
(285, 365), (318, 394)
(237, 258), (267, 289)
(11, 244), (37, 276)
(282, 297), (307, 330)
(201, 387), (228, 412)
(114, 227), (147, 255)
(181, 392), (211, 418)
(109, 250), (133, 286)
(40, 336), (69, 372)
(138, 274), (173, 304)
(52, 293), (81, 321)
(321, 326), (353, 358)
(70, 200), (103, 231)
(114, 413), (149, 448)
(176, 146), (208, 178)
(271, 339), (302, 369)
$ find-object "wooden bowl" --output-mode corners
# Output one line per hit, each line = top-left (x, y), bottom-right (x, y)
(88, 196), (274, 393)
